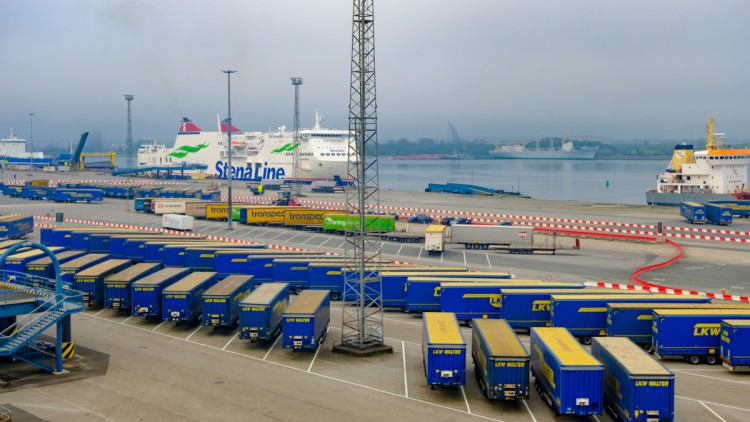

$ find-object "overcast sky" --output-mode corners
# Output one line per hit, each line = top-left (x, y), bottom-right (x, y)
(2, 0), (749, 148)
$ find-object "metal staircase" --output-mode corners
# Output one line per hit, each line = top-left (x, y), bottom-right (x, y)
(0, 263), (84, 373)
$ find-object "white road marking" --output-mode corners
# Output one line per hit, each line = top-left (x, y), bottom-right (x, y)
(486, 254), (491, 268)
(222, 332), (239, 350)
(307, 328), (327, 372)
(150, 320), (167, 332)
(397, 244), (404, 256)
(120, 316), (134, 325)
(402, 341), (408, 398)
(676, 395), (750, 413)
(521, 399), (537, 422)
(185, 324), (203, 341)
(460, 385), (471, 414)
(672, 369), (750, 385)
(700, 401), (728, 422)
(463, 251), (467, 266)
(93, 308), (108, 317)
(263, 335), (281, 361)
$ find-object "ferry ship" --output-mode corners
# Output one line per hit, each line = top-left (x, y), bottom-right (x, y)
(489, 139), (598, 160)
(0, 129), (49, 167)
(137, 109), (352, 182)
(645, 117), (750, 206)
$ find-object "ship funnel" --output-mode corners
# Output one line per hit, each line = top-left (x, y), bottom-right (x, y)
(668, 144), (695, 172)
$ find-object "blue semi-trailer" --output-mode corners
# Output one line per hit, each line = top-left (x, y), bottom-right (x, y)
(282, 289), (330, 351)
(0, 214), (34, 240)
(471, 318), (529, 400)
(239, 282), (289, 342)
(530, 327), (604, 416)
(201, 275), (254, 328)
(59, 254), (111, 285)
(131, 267), (193, 318)
(74, 259), (133, 307)
(104, 263), (162, 312)
(679, 201), (706, 224)
(24, 250), (87, 278)
(246, 252), (326, 285)
(501, 288), (650, 331)
(20, 186), (51, 200)
(606, 303), (750, 351)
(652, 309), (750, 365)
(704, 203), (733, 225)
(720, 319), (750, 371)
(272, 258), (347, 295)
(143, 241), (215, 264)
(3, 247), (68, 273)
(591, 337), (675, 422)
(162, 271), (219, 323)
(422, 312), (466, 388)
(551, 294), (711, 345)
(406, 278), (580, 313)
(708, 200), (750, 218)
(53, 188), (104, 203)
(108, 235), (179, 258)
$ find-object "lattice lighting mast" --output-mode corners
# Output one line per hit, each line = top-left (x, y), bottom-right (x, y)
(124, 95), (133, 169)
(291, 77), (303, 196)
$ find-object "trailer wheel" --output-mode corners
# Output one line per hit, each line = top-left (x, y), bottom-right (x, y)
(688, 355), (702, 365)
(465, 320), (473, 328)
(580, 336), (592, 345)
(293, 287), (303, 295)
(706, 354), (719, 365)
(331, 292), (341, 301)
(643, 344), (654, 354)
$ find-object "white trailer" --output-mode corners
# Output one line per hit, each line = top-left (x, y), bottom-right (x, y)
(426, 224), (564, 254)
(153, 200), (188, 215)
(162, 214), (194, 231)
(424, 225), (448, 255)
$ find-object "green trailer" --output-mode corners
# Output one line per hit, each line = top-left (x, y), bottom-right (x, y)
(322, 214), (395, 233)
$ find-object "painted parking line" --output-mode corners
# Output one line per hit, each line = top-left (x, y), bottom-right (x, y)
(402, 340), (409, 398)
(672, 369), (750, 386)
(185, 325), (203, 341)
(120, 316), (134, 325)
(700, 401), (727, 422)
(307, 328), (327, 372)
(151, 320), (167, 332)
(676, 395), (750, 413)
(460, 385), (471, 415)
(263, 335), (281, 361)
(222, 332), (239, 350)
(521, 400), (537, 422)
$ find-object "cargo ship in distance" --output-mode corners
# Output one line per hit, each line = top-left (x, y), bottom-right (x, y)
(489, 139), (598, 160)
(0, 129), (49, 167)
(645, 117), (750, 206)
(138, 108), (352, 182)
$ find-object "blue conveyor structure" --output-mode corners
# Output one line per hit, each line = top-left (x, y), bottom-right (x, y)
(0, 243), (84, 373)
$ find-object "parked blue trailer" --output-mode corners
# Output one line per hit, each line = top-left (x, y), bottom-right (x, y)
(109, 235), (192, 259)
(131, 267), (193, 318)
(25, 250), (87, 278)
(143, 241), (220, 264)
(162, 272), (219, 323)
(472, 318), (530, 400)
(20, 186), (51, 200)
(104, 263), (162, 312)
(680, 201), (706, 224)
(704, 203), (733, 225)
(2, 247), (67, 274)
(68, 230), (141, 252)
(720, 319), (750, 371)
(652, 309), (750, 365)
(239, 282), (289, 342)
(422, 312), (466, 388)
(282, 289), (330, 351)
(74, 259), (132, 307)
(708, 200), (750, 218)
(59, 254), (111, 285)
(606, 303), (750, 351)
(246, 252), (327, 285)
(210, 247), (270, 276)
(183, 247), (265, 271)
(1, 185), (23, 197)
(272, 258), (348, 295)
(53, 188), (104, 203)
(591, 337), (675, 422)
(530, 327), (604, 416)
(201, 275), (254, 328)
(0, 214), (34, 240)
(501, 288), (650, 331)
(551, 294), (711, 345)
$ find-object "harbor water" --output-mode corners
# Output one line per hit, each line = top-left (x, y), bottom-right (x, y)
(377, 159), (666, 205)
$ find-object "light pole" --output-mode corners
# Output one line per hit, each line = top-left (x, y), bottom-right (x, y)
(222, 70), (237, 229)
(29, 113), (34, 171)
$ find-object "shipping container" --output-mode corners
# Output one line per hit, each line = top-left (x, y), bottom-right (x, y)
(185, 201), (210, 219)
(104, 263), (162, 312)
(472, 319), (530, 400)
(282, 289), (330, 351)
(551, 294), (711, 344)
(591, 337), (675, 422)
(0, 214), (34, 240)
(322, 214), (396, 233)
(283, 209), (345, 227)
(704, 203), (733, 225)
(652, 309), (750, 364)
(162, 214), (194, 231)
(422, 312), (466, 387)
(131, 267), (193, 318)
(680, 201), (706, 224)
(2, 247), (67, 274)
(241, 206), (307, 225)
(59, 253), (111, 285)
(53, 188), (104, 203)
(607, 302), (750, 351)
(720, 319), (750, 371)
(530, 327), (604, 416)
(501, 288), (651, 331)
(152, 199), (194, 215)
(201, 275), (254, 328)
(162, 272), (219, 323)
(74, 259), (132, 307)
(239, 282), (289, 342)
(25, 250), (87, 279)
(406, 279), (581, 313)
